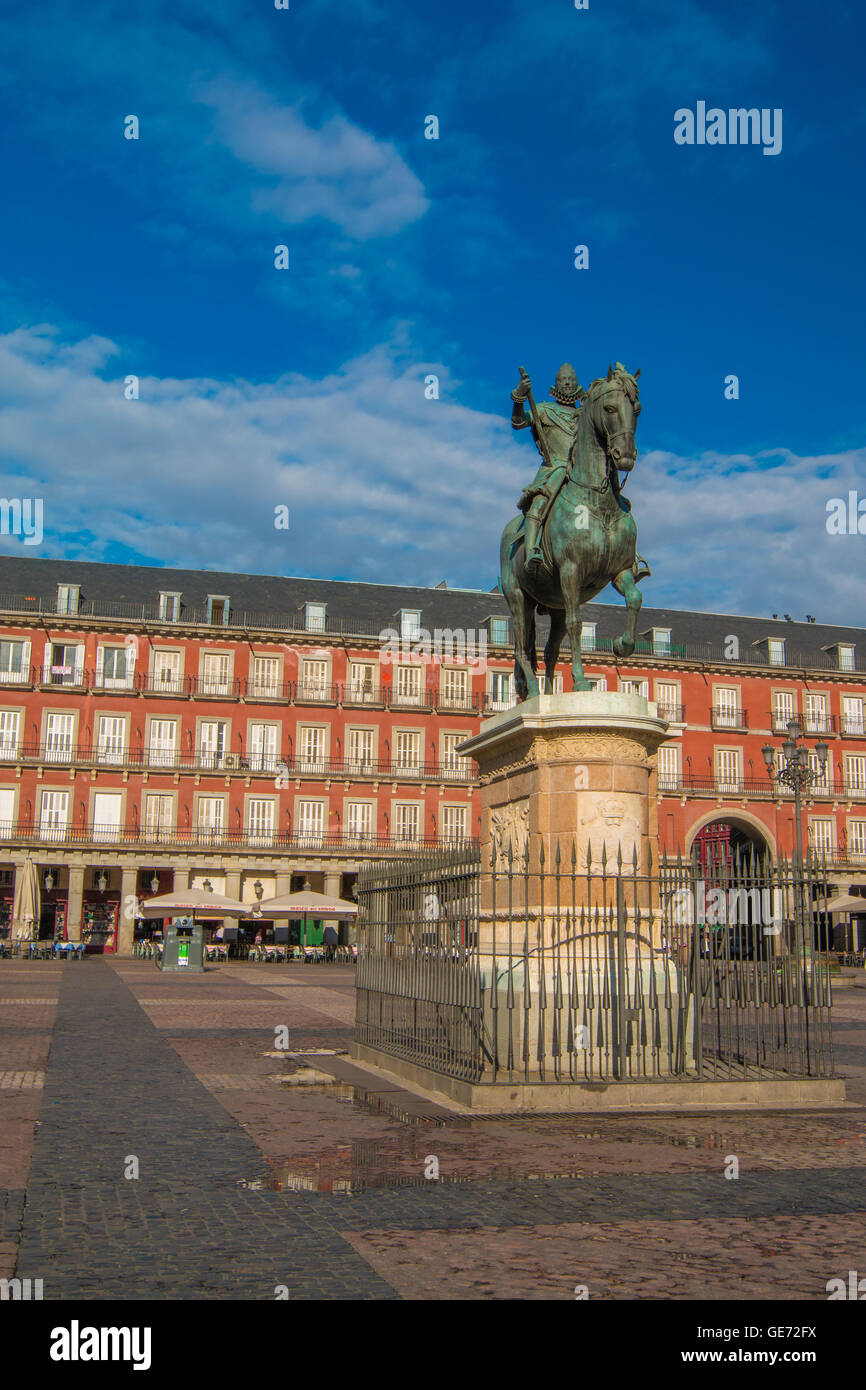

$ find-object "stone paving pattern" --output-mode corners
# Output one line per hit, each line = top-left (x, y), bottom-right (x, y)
(0, 957), (864, 1299)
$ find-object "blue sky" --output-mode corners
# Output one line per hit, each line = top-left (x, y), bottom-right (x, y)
(1, 0), (865, 621)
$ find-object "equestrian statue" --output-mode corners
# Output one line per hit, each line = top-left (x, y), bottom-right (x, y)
(500, 360), (650, 699)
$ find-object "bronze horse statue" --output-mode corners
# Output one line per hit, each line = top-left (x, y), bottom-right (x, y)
(499, 363), (648, 699)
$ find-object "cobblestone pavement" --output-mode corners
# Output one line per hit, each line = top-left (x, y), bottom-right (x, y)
(1, 957), (865, 1299)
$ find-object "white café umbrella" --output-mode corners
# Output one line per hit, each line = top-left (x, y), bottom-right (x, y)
(12, 856), (41, 942)
(255, 889), (357, 948)
(138, 888), (251, 921)
(255, 889), (358, 919)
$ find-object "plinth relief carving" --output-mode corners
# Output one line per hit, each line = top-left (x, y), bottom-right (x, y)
(577, 792), (643, 871)
(490, 800), (530, 870)
(530, 733), (647, 766)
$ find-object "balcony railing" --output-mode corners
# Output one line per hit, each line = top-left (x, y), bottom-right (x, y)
(710, 707), (748, 731)
(657, 774), (840, 801)
(656, 703), (685, 723)
(840, 715), (866, 737)
(0, 743), (478, 782)
(0, 819), (478, 854)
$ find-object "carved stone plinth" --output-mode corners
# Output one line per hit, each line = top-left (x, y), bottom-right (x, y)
(459, 691), (671, 941)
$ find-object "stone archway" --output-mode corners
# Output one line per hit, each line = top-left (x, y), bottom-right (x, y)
(685, 810), (776, 867)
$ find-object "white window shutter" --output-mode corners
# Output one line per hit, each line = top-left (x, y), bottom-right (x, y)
(96, 646), (105, 684)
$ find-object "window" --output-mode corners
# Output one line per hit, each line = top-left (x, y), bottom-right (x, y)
(45, 712), (75, 762)
(714, 687), (741, 728)
(297, 725), (326, 773)
(488, 670), (513, 709)
(148, 719), (177, 768)
(652, 627), (671, 655)
(152, 649), (183, 692)
(807, 750), (829, 792)
(0, 710), (21, 759)
(580, 622), (597, 652)
(394, 802), (421, 844)
(248, 722), (279, 772)
(345, 801), (374, 842)
(657, 745), (680, 791)
(200, 652), (232, 696)
(399, 609), (422, 641)
(44, 642), (84, 686)
(56, 584), (80, 615)
(39, 790), (69, 841)
(393, 730), (422, 774)
(490, 617), (509, 645)
(197, 797), (225, 840)
(848, 821), (866, 860)
(655, 682), (680, 720)
(347, 662), (377, 702)
(715, 748), (742, 792)
(250, 656), (280, 698)
(838, 645), (855, 672)
(441, 731), (471, 776)
(0, 790), (15, 834)
(97, 645), (134, 690)
(207, 595), (230, 626)
(585, 674), (607, 692)
(96, 715), (125, 766)
(441, 667), (469, 707)
(845, 755), (866, 796)
(304, 602), (326, 633)
(808, 818), (835, 855)
(300, 658), (329, 700)
(772, 690), (796, 731)
(620, 678), (649, 699)
(803, 692), (829, 734)
(144, 794), (174, 842)
(0, 639), (30, 684)
(440, 804), (468, 843)
(842, 696), (865, 736)
(247, 799), (276, 845)
(296, 800), (325, 845)
(395, 665), (424, 706)
(768, 638), (786, 666)
(158, 591), (180, 622)
(199, 720), (228, 769)
(347, 728), (376, 773)
(92, 791), (122, 843)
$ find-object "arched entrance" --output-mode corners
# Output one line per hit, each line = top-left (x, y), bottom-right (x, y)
(686, 811), (775, 871)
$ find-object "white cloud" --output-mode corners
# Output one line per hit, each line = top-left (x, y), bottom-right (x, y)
(197, 78), (428, 239)
(0, 325), (862, 625)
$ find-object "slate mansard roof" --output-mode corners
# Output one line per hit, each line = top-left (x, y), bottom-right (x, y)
(0, 555), (861, 670)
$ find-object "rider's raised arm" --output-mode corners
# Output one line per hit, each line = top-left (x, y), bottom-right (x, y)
(511, 370), (533, 430)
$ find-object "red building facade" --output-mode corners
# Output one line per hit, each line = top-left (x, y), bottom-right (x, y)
(0, 556), (864, 953)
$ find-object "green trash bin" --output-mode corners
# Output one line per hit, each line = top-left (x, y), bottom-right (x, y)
(160, 916), (205, 973)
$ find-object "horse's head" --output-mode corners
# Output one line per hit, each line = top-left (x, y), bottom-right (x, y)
(582, 362), (642, 473)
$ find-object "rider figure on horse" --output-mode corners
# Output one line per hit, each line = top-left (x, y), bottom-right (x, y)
(511, 362), (584, 579)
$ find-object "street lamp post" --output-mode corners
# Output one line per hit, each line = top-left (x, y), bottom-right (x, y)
(762, 718), (828, 960)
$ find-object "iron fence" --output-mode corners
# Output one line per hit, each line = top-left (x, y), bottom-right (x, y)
(355, 842), (837, 1087)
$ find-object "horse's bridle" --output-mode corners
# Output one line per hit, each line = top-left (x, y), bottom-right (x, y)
(570, 380), (639, 494)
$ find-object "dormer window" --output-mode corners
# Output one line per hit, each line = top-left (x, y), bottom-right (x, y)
(207, 595), (229, 626)
(56, 584), (80, 615)
(159, 591), (180, 622)
(837, 644), (855, 672)
(399, 609), (422, 641)
(305, 601), (326, 633)
(768, 638), (785, 666)
(489, 617), (508, 645)
(652, 627), (671, 655)
(580, 622), (596, 652)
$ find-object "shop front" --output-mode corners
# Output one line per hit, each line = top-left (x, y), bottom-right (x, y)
(81, 868), (120, 954)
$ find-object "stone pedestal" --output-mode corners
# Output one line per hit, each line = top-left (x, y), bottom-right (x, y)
(459, 691), (670, 929)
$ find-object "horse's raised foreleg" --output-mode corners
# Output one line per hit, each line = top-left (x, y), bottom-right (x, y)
(544, 608), (566, 692)
(560, 562), (592, 691)
(612, 567), (643, 657)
